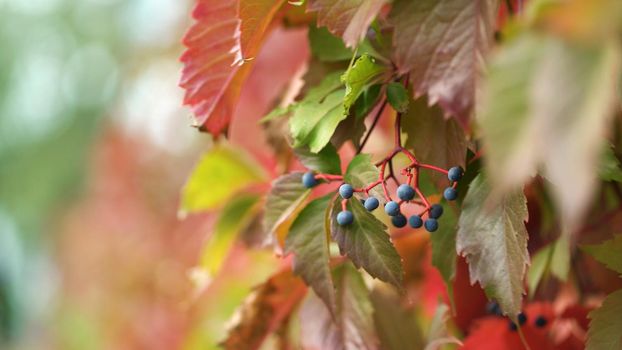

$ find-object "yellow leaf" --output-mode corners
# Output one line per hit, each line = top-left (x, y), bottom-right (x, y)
(180, 146), (265, 214)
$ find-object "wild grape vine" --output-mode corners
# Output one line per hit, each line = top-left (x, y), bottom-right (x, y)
(301, 107), (464, 233)
(177, 0), (622, 348)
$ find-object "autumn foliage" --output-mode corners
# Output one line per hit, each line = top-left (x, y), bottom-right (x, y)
(177, 0), (622, 349)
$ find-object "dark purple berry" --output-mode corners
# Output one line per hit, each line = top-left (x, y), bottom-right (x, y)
(429, 204), (443, 219)
(534, 315), (547, 328)
(384, 201), (400, 216)
(364, 197), (379, 211)
(337, 210), (354, 226)
(424, 218), (438, 232)
(409, 215), (423, 228)
(339, 184), (354, 199)
(486, 301), (502, 316)
(448, 166), (464, 182)
(443, 187), (458, 201)
(302, 172), (317, 188)
(392, 214), (407, 228)
(518, 312), (527, 325)
(397, 184), (415, 201)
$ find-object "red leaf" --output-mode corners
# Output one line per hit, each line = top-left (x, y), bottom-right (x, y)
(461, 302), (590, 350)
(308, 0), (388, 48)
(180, 0), (285, 136)
(390, 0), (498, 128)
(461, 315), (557, 350)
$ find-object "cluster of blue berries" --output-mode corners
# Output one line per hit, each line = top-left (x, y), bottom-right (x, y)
(443, 166), (463, 200)
(302, 166), (464, 231)
(486, 302), (547, 331)
(382, 184), (443, 232)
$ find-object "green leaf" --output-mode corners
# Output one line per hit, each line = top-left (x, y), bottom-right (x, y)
(527, 244), (551, 298)
(353, 84), (382, 119)
(480, 34), (622, 232)
(550, 235), (571, 281)
(308, 0), (388, 48)
(259, 104), (294, 124)
(402, 97), (467, 184)
(285, 195), (336, 313)
(197, 194), (260, 279)
(290, 89), (347, 153)
(180, 146), (265, 214)
(390, 0), (498, 125)
(386, 83), (409, 113)
(599, 145), (622, 182)
(341, 54), (387, 112)
(527, 236), (571, 298)
(263, 172), (312, 246)
(587, 289), (622, 350)
(294, 144), (341, 175)
(456, 174), (529, 318)
(430, 202), (458, 307)
(303, 71), (345, 101)
(309, 25), (353, 62)
(370, 284), (424, 350)
(299, 263), (378, 349)
(344, 154), (385, 201)
(583, 235), (622, 275)
(330, 197), (403, 288)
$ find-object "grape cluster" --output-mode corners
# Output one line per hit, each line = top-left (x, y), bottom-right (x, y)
(486, 302), (548, 331)
(302, 165), (464, 233)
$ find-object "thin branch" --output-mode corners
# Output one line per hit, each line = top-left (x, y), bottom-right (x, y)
(357, 100), (388, 154)
(394, 112), (402, 148)
(388, 160), (399, 186)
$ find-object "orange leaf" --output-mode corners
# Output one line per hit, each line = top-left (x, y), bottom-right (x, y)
(222, 269), (307, 350)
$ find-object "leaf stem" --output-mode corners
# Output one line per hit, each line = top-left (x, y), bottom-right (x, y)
(357, 100), (388, 154)
(395, 112), (402, 147)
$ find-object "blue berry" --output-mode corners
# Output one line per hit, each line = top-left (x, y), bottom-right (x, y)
(384, 201), (400, 216)
(424, 218), (438, 232)
(409, 215), (423, 228)
(534, 315), (547, 328)
(339, 184), (354, 199)
(429, 204), (443, 219)
(508, 321), (518, 331)
(486, 301), (502, 316)
(443, 187), (458, 201)
(448, 166), (464, 182)
(518, 312), (527, 325)
(302, 172), (317, 188)
(337, 210), (354, 226)
(396, 184), (415, 201)
(392, 214), (407, 228)
(364, 197), (379, 211)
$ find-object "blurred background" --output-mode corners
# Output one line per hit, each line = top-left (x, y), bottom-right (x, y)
(0, 0), (251, 348)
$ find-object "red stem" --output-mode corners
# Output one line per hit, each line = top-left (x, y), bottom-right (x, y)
(310, 94), (461, 229)
(315, 174), (343, 181)
(357, 100), (388, 154)
(416, 163), (449, 175)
